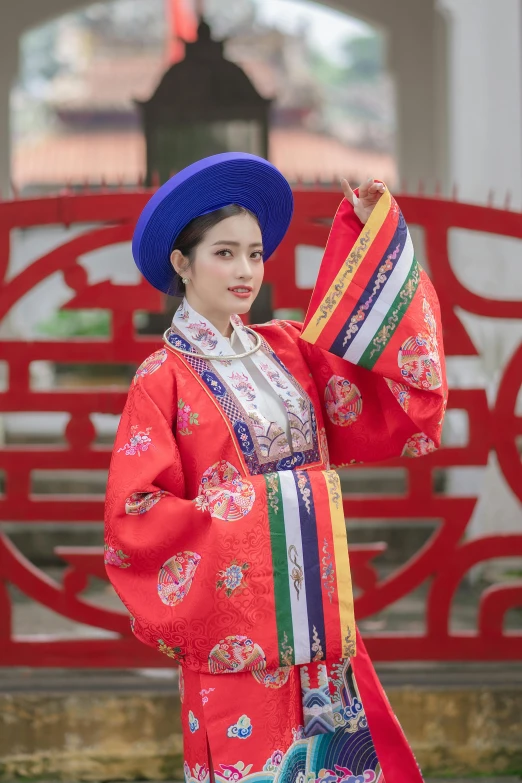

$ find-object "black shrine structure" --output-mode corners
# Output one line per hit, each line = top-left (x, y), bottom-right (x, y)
(137, 20), (271, 185)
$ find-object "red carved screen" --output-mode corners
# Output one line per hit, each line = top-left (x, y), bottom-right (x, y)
(0, 187), (520, 666)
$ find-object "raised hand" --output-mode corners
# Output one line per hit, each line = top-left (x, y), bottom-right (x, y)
(341, 176), (386, 224)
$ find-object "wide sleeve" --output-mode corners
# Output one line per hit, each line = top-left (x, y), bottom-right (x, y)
(297, 189), (447, 465)
(104, 377), (216, 666)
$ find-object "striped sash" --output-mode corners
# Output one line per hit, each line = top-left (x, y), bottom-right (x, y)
(264, 469), (355, 666)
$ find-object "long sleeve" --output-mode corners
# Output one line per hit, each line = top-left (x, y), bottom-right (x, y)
(297, 190), (447, 466)
(104, 376), (216, 665)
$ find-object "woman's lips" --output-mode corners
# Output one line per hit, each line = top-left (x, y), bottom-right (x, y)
(228, 287), (252, 299)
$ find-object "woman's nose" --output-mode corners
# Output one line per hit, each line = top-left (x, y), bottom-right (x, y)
(237, 256), (254, 278)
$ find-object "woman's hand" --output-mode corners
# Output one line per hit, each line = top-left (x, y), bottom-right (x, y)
(341, 177), (386, 224)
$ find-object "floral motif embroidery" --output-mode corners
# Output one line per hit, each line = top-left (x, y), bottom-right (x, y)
(125, 490), (165, 515)
(177, 398), (200, 436)
(319, 427), (330, 469)
(385, 378), (411, 412)
(265, 472), (280, 514)
(195, 461), (255, 521)
(190, 762), (209, 782)
(288, 545), (304, 600)
(343, 626), (356, 658)
(322, 538), (335, 603)
(251, 667), (290, 689)
(368, 262), (420, 361)
(158, 551), (201, 607)
(280, 632), (293, 667)
(219, 761), (253, 779)
(199, 687), (215, 705)
(230, 371), (256, 402)
(314, 767), (377, 783)
(227, 715), (253, 739)
(157, 639), (184, 661)
(398, 298), (442, 391)
(188, 710), (200, 733)
(117, 425), (153, 456)
(167, 320), (320, 475)
(325, 376), (363, 427)
(341, 255), (396, 348)
(312, 625), (324, 662)
(325, 471), (341, 510)
(259, 363), (290, 390)
(291, 724), (305, 742)
(402, 432), (436, 458)
(208, 635), (266, 674)
(263, 749), (284, 772)
(104, 545), (130, 568)
(314, 230), (371, 326)
(216, 561), (249, 597)
(296, 471), (311, 514)
(187, 320), (218, 350)
(133, 348), (167, 384)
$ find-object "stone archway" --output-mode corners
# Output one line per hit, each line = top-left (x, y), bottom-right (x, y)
(0, 0), (451, 195)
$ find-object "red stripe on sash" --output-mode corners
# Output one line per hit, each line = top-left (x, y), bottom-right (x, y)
(312, 475), (343, 660)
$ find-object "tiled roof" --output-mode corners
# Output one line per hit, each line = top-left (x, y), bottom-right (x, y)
(12, 128), (396, 189)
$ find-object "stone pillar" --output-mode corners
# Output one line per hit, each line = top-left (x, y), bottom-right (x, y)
(341, 0), (451, 191)
(438, 0), (522, 205)
(387, 4), (448, 191)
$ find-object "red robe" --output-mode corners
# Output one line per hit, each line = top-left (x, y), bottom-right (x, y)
(105, 190), (446, 783)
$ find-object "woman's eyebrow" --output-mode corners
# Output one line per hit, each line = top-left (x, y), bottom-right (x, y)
(211, 241), (264, 248)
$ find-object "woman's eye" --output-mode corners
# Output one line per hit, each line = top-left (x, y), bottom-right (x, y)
(251, 251), (264, 260)
(216, 249), (232, 257)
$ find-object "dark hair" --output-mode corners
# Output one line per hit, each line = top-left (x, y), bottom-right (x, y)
(170, 204), (260, 296)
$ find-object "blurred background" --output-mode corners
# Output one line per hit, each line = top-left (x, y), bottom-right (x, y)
(0, 1), (521, 781)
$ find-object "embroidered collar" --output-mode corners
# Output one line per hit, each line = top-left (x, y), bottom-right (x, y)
(173, 299), (255, 358)
(172, 299), (314, 458)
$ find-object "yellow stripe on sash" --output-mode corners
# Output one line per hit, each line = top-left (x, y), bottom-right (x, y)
(301, 188), (392, 345)
(325, 470), (356, 658)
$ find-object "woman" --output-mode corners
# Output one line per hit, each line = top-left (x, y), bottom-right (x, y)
(104, 152), (446, 783)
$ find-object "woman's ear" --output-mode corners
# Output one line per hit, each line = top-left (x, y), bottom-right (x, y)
(170, 249), (188, 277)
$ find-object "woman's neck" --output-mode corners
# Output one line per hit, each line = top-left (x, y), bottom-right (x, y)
(184, 294), (233, 337)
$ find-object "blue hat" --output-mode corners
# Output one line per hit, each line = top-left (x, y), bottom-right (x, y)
(132, 152), (294, 294)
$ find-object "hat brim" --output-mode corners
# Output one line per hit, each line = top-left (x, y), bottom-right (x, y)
(132, 152), (294, 294)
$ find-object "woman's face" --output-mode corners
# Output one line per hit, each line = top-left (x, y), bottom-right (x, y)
(175, 213), (264, 327)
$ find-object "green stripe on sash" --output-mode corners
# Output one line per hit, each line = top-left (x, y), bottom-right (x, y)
(264, 472), (295, 666)
(358, 259), (420, 370)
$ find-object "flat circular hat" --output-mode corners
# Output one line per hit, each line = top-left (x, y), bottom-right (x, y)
(132, 152), (294, 294)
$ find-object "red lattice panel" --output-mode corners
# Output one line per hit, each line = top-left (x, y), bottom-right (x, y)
(0, 188), (521, 666)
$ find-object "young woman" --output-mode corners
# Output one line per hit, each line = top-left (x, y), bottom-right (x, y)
(104, 152), (446, 783)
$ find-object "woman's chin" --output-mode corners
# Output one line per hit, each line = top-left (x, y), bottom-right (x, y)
(230, 299), (254, 314)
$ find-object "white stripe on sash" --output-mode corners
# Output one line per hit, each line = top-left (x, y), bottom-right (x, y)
(278, 471), (310, 664)
(343, 230), (415, 364)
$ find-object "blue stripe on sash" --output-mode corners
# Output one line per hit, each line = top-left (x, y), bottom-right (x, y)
(293, 471), (326, 661)
(329, 214), (408, 358)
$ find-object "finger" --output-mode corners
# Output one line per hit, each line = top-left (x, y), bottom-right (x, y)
(340, 177), (356, 205)
(358, 176), (372, 200)
(369, 181), (386, 194)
